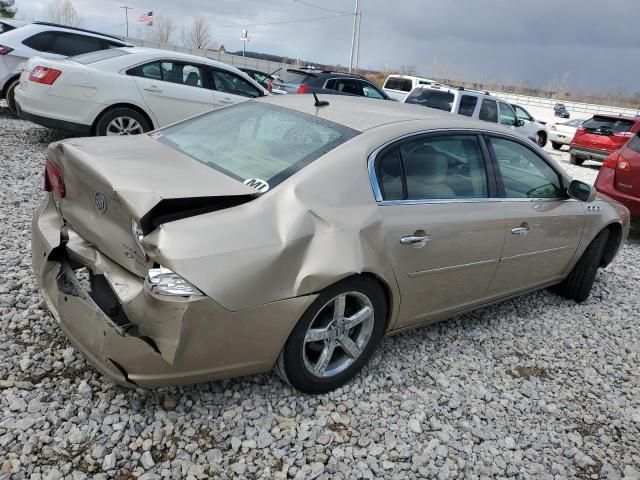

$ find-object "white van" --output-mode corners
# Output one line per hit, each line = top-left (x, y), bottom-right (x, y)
(382, 75), (439, 101)
(404, 85), (536, 142)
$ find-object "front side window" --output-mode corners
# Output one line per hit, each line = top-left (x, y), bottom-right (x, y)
(458, 95), (478, 117)
(514, 106), (532, 122)
(479, 99), (498, 123)
(362, 82), (385, 99)
(212, 69), (261, 97)
(489, 137), (563, 199)
(376, 135), (488, 201)
(156, 102), (358, 191)
(499, 102), (517, 126)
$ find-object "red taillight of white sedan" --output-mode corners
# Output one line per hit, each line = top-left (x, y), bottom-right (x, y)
(28, 66), (62, 85)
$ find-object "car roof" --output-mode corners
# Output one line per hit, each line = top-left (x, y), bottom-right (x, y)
(0, 22), (131, 44)
(286, 68), (367, 80)
(258, 94), (516, 133)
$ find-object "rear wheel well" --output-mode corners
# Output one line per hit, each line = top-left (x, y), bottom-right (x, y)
(92, 103), (154, 134)
(1, 74), (20, 99)
(537, 130), (547, 139)
(356, 273), (395, 332)
(600, 222), (623, 267)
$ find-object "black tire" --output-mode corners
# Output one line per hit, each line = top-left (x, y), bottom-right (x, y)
(536, 131), (547, 148)
(5, 78), (20, 116)
(570, 155), (584, 166)
(275, 277), (387, 394)
(554, 229), (610, 302)
(551, 141), (563, 150)
(95, 107), (151, 136)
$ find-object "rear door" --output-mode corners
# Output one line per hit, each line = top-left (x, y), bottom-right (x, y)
(130, 60), (215, 127)
(478, 98), (498, 123)
(486, 135), (584, 296)
(373, 132), (506, 328)
(615, 133), (640, 197)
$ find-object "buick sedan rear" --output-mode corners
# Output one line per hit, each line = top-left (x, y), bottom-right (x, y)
(32, 95), (630, 393)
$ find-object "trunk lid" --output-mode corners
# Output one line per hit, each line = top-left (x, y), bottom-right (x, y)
(615, 134), (640, 197)
(49, 135), (256, 277)
(572, 115), (636, 152)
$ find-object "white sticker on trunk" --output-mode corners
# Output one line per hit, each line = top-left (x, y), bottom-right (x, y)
(243, 178), (270, 193)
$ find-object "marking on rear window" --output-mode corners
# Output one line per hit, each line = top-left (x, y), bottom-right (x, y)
(243, 178), (270, 193)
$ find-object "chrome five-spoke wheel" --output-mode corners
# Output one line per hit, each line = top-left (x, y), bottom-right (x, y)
(276, 277), (387, 394)
(303, 291), (374, 378)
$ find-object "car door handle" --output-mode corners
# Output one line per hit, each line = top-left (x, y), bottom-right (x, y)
(511, 226), (530, 236)
(400, 235), (431, 245)
(143, 86), (162, 93)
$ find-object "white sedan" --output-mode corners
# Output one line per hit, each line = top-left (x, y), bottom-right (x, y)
(14, 47), (268, 136)
(548, 118), (585, 150)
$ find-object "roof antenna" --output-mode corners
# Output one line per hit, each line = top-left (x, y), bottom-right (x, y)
(313, 92), (329, 107)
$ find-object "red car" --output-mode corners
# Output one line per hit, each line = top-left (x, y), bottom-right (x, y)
(569, 114), (640, 166)
(595, 133), (640, 218)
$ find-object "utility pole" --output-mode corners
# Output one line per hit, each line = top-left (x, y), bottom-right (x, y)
(354, 10), (362, 73)
(348, 0), (359, 73)
(120, 5), (133, 37)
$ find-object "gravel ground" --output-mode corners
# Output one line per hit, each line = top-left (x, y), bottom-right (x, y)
(1, 104), (639, 480)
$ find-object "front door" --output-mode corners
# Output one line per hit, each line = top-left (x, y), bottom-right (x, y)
(373, 133), (506, 329)
(485, 135), (584, 296)
(132, 61), (216, 127)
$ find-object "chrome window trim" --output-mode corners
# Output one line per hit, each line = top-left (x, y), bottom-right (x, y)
(367, 128), (572, 205)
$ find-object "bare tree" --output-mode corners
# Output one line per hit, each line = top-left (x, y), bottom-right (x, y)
(0, 0), (17, 18)
(186, 17), (211, 49)
(146, 15), (175, 44)
(46, 0), (80, 26)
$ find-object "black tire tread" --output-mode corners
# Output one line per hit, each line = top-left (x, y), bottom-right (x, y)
(551, 141), (563, 151)
(95, 107), (151, 136)
(555, 229), (610, 302)
(570, 155), (584, 166)
(5, 78), (19, 116)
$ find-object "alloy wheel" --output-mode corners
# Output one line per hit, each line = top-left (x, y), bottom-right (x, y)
(106, 116), (144, 136)
(302, 291), (374, 378)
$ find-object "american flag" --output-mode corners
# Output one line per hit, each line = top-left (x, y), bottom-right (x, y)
(138, 11), (153, 26)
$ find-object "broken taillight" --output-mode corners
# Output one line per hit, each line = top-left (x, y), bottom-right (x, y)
(297, 84), (311, 94)
(29, 66), (62, 85)
(44, 158), (66, 198)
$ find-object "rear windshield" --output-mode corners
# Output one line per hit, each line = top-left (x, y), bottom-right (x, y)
(277, 71), (309, 84)
(155, 102), (358, 192)
(404, 89), (455, 112)
(627, 133), (640, 153)
(583, 116), (635, 134)
(72, 48), (130, 64)
(384, 77), (412, 92)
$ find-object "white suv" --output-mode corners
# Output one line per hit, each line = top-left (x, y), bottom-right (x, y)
(0, 22), (131, 114)
(382, 74), (440, 101)
(404, 85), (536, 142)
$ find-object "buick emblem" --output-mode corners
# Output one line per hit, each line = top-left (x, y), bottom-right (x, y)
(94, 192), (107, 214)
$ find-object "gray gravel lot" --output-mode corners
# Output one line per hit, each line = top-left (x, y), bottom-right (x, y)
(1, 104), (639, 480)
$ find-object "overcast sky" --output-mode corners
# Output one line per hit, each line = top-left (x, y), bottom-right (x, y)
(15, 0), (640, 93)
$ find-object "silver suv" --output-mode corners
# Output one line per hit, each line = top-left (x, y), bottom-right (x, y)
(403, 85), (536, 142)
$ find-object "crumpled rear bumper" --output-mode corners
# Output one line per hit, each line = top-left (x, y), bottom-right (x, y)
(31, 196), (316, 387)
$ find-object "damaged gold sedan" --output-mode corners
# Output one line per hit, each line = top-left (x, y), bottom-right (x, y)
(32, 95), (630, 393)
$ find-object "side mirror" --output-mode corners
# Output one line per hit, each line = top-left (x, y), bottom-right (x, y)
(516, 119), (525, 127)
(568, 179), (597, 202)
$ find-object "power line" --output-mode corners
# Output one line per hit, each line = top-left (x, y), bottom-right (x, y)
(211, 12), (354, 29)
(291, 0), (353, 15)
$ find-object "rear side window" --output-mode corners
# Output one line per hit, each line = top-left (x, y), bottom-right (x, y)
(376, 135), (488, 200)
(458, 95), (478, 117)
(626, 133), (640, 153)
(384, 77), (412, 92)
(0, 23), (15, 34)
(26, 31), (103, 56)
(404, 89), (455, 112)
(583, 116), (635, 134)
(479, 99), (498, 123)
(326, 78), (364, 96)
